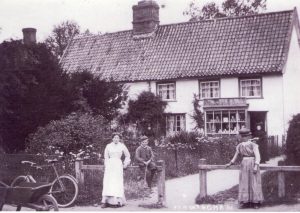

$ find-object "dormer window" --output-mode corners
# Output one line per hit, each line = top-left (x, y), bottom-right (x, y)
(157, 82), (176, 101)
(240, 78), (262, 98)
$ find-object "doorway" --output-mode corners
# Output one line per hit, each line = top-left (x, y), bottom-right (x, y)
(249, 111), (267, 134)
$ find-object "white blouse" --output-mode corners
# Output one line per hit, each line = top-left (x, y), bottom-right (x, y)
(104, 142), (131, 167)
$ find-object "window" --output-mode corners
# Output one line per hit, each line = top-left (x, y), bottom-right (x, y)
(205, 110), (247, 135)
(166, 114), (186, 135)
(240, 79), (262, 98)
(200, 81), (220, 99)
(157, 83), (176, 101)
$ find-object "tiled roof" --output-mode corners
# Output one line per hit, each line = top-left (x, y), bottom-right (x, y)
(60, 10), (296, 82)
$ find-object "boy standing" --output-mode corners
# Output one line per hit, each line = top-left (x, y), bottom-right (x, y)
(135, 135), (157, 188)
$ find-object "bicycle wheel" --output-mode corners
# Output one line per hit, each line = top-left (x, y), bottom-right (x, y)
(50, 175), (78, 208)
(37, 195), (59, 211)
(11, 176), (27, 186)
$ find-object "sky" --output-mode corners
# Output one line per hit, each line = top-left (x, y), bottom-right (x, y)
(1, 0), (300, 43)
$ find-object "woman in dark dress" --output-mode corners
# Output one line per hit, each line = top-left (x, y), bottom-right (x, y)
(253, 123), (268, 163)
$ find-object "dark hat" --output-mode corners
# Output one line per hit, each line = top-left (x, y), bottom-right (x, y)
(256, 122), (263, 126)
(140, 135), (149, 142)
(239, 127), (252, 137)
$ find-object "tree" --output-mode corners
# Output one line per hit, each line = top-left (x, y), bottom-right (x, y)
(191, 94), (205, 130)
(45, 20), (80, 59)
(0, 40), (74, 152)
(184, 0), (266, 21)
(0, 39), (126, 152)
(68, 71), (126, 121)
(124, 91), (167, 138)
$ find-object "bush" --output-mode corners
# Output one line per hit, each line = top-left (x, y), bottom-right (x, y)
(26, 112), (112, 163)
(286, 114), (300, 165)
(155, 131), (239, 178)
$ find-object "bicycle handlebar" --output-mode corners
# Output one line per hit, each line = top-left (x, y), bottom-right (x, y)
(21, 160), (36, 166)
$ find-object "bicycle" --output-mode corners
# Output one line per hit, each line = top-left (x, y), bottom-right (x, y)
(11, 159), (79, 208)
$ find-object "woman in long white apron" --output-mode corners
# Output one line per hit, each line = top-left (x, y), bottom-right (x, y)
(101, 133), (131, 208)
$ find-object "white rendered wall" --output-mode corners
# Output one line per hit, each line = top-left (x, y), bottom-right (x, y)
(220, 78), (239, 98)
(125, 79), (199, 131)
(247, 75), (284, 136)
(282, 26), (300, 133)
(212, 77), (285, 135)
(124, 75), (287, 135)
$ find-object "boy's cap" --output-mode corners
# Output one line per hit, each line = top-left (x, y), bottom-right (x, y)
(140, 135), (149, 142)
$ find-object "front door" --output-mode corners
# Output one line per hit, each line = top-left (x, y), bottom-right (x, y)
(249, 111), (267, 134)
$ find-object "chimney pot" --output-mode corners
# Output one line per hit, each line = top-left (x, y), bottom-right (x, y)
(132, 0), (159, 36)
(22, 28), (37, 45)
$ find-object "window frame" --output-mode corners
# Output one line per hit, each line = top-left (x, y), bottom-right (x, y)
(156, 82), (176, 101)
(204, 109), (247, 135)
(165, 113), (186, 135)
(239, 77), (263, 98)
(199, 79), (220, 99)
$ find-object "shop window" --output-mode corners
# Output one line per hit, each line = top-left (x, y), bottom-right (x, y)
(205, 110), (246, 135)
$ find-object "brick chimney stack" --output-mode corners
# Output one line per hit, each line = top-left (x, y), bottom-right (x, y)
(132, 0), (159, 35)
(22, 28), (37, 45)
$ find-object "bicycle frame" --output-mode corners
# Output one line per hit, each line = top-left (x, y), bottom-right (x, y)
(19, 159), (79, 207)
(50, 163), (78, 192)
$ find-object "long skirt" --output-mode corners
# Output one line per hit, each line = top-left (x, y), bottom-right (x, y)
(102, 158), (126, 205)
(238, 157), (264, 204)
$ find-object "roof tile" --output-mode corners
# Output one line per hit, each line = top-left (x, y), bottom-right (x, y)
(61, 10), (295, 82)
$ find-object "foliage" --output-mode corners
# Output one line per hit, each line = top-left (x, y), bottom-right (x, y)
(286, 113), (300, 165)
(26, 112), (111, 160)
(191, 94), (204, 130)
(0, 40), (73, 152)
(155, 132), (239, 178)
(68, 71), (126, 121)
(124, 91), (167, 138)
(45, 20), (80, 59)
(183, 0), (267, 21)
(0, 39), (126, 152)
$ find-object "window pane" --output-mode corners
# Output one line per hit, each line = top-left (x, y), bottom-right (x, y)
(200, 81), (219, 98)
(240, 79), (261, 97)
(166, 114), (185, 134)
(158, 83), (175, 100)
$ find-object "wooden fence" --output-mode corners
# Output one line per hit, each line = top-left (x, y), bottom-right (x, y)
(268, 135), (285, 158)
(198, 159), (300, 200)
(75, 160), (166, 206)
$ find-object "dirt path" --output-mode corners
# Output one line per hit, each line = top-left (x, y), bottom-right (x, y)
(4, 156), (299, 211)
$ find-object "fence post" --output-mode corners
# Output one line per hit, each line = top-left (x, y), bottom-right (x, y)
(199, 159), (207, 199)
(157, 160), (166, 206)
(278, 161), (285, 198)
(75, 159), (84, 185)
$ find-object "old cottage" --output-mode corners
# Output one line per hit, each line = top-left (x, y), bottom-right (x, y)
(60, 0), (300, 137)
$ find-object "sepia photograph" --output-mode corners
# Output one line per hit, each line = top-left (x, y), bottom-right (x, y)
(0, 0), (300, 211)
